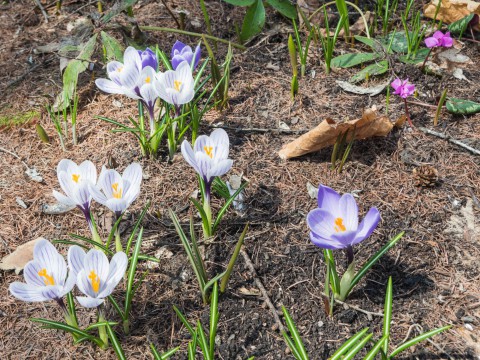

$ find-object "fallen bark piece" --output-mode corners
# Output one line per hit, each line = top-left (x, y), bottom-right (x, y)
(278, 107), (393, 160)
(424, 0), (480, 27)
(0, 238), (44, 274)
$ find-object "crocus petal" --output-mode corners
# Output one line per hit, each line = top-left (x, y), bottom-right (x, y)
(195, 151), (213, 181)
(307, 209), (337, 240)
(119, 64), (141, 91)
(310, 232), (348, 250)
(89, 183), (109, 207)
(124, 46), (142, 70)
(33, 240), (66, 286)
(98, 169), (123, 199)
(23, 261), (48, 287)
(193, 44), (201, 69)
(123, 163), (142, 192)
(207, 159), (233, 179)
(193, 134), (209, 154)
(58, 171), (77, 200)
(62, 272), (77, 295)
(98, 252), (128, 298)
(84, 249), (110, 284)
(71, 182), (92, 211)
(209, 129), (230, 161)
(10, 282), (50, 302)
(105, 198), (127, 214)
(41, 285), (65, 300)
(95, 79), (125, 95)
(317, 185), (341, 216)
(79, 161), (97, 184)
(338, 194), (359, 231)
(76, 296), (104, 308)
(171, 56), (186, 71)
(351, 207), (381, 245)
(68, 245), (86, 277)
(171, 40), (186, 58)
(140, 83), (158, 108)
(76, 270), (96, 298)
(181, 140), (202, 175)
(53, 190), (76, 206)
(57, 159), (78, 175)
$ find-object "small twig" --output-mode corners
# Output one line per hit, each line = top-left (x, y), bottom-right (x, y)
(418, 127), (480, 156)
(32, 0), (49, 23)
(406, 100), (439, 109)
(210, 124), (309, 135)
(160, 0), (181, 29)
(334, 299), (384, 318)
(0, 147), (29, 169)
(4, 57), (54, 91)
(240, 248), (284, 332)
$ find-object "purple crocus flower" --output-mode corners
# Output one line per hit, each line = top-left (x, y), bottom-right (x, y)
(391, 78), (415, 99)
(171, 40), (201, 70)
(425, 31), (453, 48)
(137, 48), (158, 71)
(307, 185), (380, 260)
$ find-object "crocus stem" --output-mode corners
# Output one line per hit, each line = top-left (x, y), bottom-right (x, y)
(56, 298), (79, 341)
(403, 98), (414, 127)
(345, 245), (354, 266)
(202, 182), (213, 238)
(115, 226), (123, 253)
(123, 319), (130, 334)
(98, 307), (109, 350)
(421, 48), (433, 70)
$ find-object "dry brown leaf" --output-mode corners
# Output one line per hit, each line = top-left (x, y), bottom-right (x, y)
(424, 0), (480, 27)
(0, 237), (43, 274)
(278, 107), (393, 159)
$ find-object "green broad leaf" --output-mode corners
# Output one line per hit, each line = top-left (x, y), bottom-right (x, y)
(382, 31), (408, 53)
(349, 60), (388, 83)
(448, 14), (475, 35)
(56, 34), (97, 110)
(446, 98), (480, 115)
(389, 325), (451, 358)
(354, 35), (375, 49)
(105, 322), (126, 360)
(102, 0), (138, 23)
(331, 52), (379, 69)
(348, 231), (404, 293)
(240, 0), (266, 42)
(330, 328), (370, 360)
(223, 0), (256, 5)
(339, 260), (356, 300)
(101, 31), (124, 62)
(265, 0), (298, 19)
(399, 48), (430, 64)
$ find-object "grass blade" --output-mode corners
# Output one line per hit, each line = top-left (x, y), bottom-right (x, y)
(124, 227), (143, 327)
(330, 328), (370, 360)
(281, 306), (308, 360)
(382, 276), (393, 354)
(212, 181), (248, 233)
(389, 325), (451, 358)
(30, 318), (103, 347)
(343, 333), (373, 360)
(105, 322), (126, 360)
(209, 282), (219, 358)
(220, 223), (248, 293)
(125, 201), (150, 254)
(364, 334), (388, 360)
(173, 305), (195, 336)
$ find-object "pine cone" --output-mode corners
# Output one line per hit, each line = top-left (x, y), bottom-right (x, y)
(413, 165), (439, 187)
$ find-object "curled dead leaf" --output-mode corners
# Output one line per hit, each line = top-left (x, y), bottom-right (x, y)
(0, 238), (44, 274)
(424, 0), (480, 28)
(279, 107), (393, 159)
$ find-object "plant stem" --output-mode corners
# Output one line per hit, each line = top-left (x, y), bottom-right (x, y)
(115, 226), (123, 253)
(139, 26), (246, 50)
(345, 245), (354, 266)
(403, 98), (414, 127)
(98, 307), (109, 350)
(421, 47), (433, 70)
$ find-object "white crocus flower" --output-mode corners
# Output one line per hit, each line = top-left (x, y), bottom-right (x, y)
(75, 248), (128, 308)
(9, 239), (76, 302)
(154, 60), (194, 108)
(181, 128), (233, 201)
(53, 159), (97, 227)
(89, 163), (142, 218)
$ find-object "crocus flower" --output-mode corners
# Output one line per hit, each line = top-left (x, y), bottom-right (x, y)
(181, 128), (233, 202)
(307, 185), (380, 258)
(391, 78), (415, 99)
(95, 47), (159, 124)
(171, 40), (201, 70)
(138, 47), (158, 70)
(75, 248), (128, 308)
(89, 163), (143, 218)
(154, 61), (194, 110)
(9, 239), (76, 303)
(53, 159), (97, 228)
(425, 31), (453, 48)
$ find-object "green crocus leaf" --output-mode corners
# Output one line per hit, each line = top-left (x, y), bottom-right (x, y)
(349, 60), (388, 83)
(223, 0), (256, 5)
(240, 0), (266, 42)
(448, 14), (475, 35)
(265, 0), (298, 19)
(331, 52), (379, 68)
(446, 98), (480, 115)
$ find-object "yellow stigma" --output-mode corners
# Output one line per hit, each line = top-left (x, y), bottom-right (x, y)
(145, 76), (151, 84)
(204, 146), (213, 158)
(38, 268), (55, 286)
(116, 66), (123, 72)
(72, 174), (80, 183)
(88, 270), (100, 293)
(334, 218), (346, 233)
(111, 182), (122, 199)
(174, 80), (182, 91)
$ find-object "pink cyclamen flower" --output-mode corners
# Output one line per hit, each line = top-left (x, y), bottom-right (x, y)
(425, 31), (453, 48)
(391, 79), (415, 99)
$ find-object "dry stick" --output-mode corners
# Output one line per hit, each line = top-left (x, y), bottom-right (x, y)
(33, 0), (49, 23)
(334, 299), (384, 319)
(210, 124), (309, 135)
(160, 0), (181, 29)
(139, 26), (246, 50)
(0, 147), (29, 169)
(418, 127), (480, 156)
(240, 248), (285, 333)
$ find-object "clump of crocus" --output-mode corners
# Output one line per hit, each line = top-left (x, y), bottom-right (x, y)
(53, 159), (99, 233)
(154, 61), (195, 114)
(95, 46), (159, 134)
(422, 31), (453, 69)
(181, 128), (233, 237)
(391, 78), (416, 127)
(305, 185), (401, 312)
(89, 163), (143, 252)
(9, 239), (78, 327)
(171, 40), (201, 71)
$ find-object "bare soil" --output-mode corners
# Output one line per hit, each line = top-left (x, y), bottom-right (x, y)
(0, 1), (479, 359)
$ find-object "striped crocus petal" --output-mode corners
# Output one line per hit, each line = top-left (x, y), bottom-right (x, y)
(154, 61), (194, 106)
(68, 245), (86, 278)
